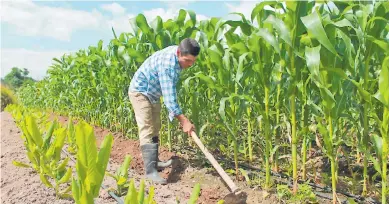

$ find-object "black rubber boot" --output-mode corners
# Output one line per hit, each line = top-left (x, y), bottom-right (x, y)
(141, 143), (167, 184)
(151, 137), (173, 169)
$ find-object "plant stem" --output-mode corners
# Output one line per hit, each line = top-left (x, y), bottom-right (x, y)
(248, 118), (253, 163)
(291, 92), (298, 194)
(264, 86), (271, 189)
(329, 115), (337, 204)
(233, 138), (239, 178)
(382, 108), (388, 204)
(168, 119), (172, 151)
(331, 159), (337, 204)
(302, 102), (309, 181)
(273, 80), (281, 172)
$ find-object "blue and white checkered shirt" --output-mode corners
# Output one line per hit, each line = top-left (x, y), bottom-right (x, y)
(129, 46), (182, 121)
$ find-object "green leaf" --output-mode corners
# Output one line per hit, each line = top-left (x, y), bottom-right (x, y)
(12, 160), (32, 168)
(317, 122), (333, 158)
(55, 157), (69, 172)
(119, 155), (132, 178)
(75, 121), (97, 180)
(127, 48), (146, 63)
(137, 179), (145, 204)
(72, 178), (80, 203)
(53, 128), (67, 162)
(176, 9), (187, 26)
(366, 36), (389, 54)
(147, 185), (155, 204)
(264, 15), (292, 46)
(374, 56), (389, 108)
(231, 42), (249, 56)
(150, 16), (163, 33)
(40, 173), (53, 188)
(223, 19), (252, 36)
(93, 133), (113, 196)
(136, 14), (152, 34)
(187, 10), (196, 27)
(193, 72), (223, 94)
(301, 10), (337, 54)
(188, 183), (201, 204)
(235, 53), (249, 83)
(349, 79), (372, 103)
(26, 115), (43, 147)
(118, 177), (127, 185)
(256, 28), (280, 53)
(124, 179), (138, 204)
(251, 1), (278, 22)
(42, 120), (57, 150)
(305, 45), (322, 85)
(370, 155), (382, 175)
(58, 168), (72, 184)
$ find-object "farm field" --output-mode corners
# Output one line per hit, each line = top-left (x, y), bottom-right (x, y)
(1, 110), (288, 204)
(1, 0), (388, 204)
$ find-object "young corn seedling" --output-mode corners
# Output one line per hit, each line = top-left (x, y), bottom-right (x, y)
(106, 155), (132, 196)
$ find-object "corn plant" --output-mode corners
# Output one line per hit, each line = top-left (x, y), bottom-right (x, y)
(71, 121), (113, 204)
(371, 57), (389, 204)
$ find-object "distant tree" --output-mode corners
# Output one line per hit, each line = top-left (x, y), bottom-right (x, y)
(2, 67), (35, 90)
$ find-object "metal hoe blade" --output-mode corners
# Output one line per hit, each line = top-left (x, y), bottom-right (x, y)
(223, 189), (248, 204)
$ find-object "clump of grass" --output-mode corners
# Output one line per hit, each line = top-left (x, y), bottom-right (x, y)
(1, 84), (17, 111)
(276, 183), (318, 204)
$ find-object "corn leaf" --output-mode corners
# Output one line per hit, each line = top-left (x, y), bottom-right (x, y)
(301, 10), (337, 54)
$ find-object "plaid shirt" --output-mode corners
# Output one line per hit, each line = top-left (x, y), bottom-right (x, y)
(129, 46), (182, 121)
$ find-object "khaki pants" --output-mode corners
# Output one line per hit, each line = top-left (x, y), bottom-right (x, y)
(129, 92), (161, 146)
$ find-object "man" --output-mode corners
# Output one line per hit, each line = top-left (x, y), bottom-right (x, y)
(128, 38), (200, 184)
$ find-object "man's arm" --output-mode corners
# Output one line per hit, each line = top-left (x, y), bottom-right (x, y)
(158, 67), (194, 133)
(158, 67), (182, 120)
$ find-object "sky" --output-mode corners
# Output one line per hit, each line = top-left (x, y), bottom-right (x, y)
(1, 0), (262, 80)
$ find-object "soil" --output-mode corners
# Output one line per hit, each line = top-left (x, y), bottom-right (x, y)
(1, 111), (333, 204)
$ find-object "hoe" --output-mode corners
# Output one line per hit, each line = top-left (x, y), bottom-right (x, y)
(190, 131), (247, 204)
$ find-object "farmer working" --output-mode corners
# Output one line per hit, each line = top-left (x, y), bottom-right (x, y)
(128, 38), (200, 184)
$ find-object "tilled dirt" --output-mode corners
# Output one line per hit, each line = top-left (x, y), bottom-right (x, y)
(1, 111), (282, 204)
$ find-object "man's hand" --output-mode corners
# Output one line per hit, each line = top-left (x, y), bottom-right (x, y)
(176, 114), (195, 134)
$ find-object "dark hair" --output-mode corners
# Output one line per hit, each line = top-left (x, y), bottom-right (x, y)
(178, 38), (200, 56)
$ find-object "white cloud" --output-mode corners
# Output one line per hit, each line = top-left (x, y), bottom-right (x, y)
(143, 8), (208, 25)
(160, 0), (194, 11)
(1, 0), (104, 41)
(225, 1), (261, 21)
(101, 3), (126, 15)
(144, 8), (176, 22)
(105, 14), (136, 34)
(1, 48), (72, 80)
(0, 2), (211, 81)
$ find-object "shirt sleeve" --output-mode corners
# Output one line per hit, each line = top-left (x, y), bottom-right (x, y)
(158, 65), (182, 121)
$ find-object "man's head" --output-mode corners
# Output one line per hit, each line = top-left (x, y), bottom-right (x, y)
(177, 38), (200, 69)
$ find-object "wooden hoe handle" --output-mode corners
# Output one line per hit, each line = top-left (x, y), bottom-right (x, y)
(190, 131), (239, 193)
